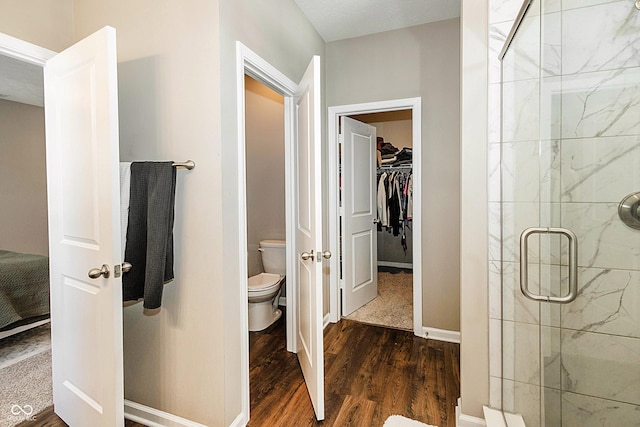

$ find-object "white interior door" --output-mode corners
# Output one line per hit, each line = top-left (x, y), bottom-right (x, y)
(341, 117), (378, 316)
(294, 55), (324, 421)
(44, 26), (123, 427)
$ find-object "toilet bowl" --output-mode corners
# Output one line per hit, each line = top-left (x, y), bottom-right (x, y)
(248, 240), (285, 331)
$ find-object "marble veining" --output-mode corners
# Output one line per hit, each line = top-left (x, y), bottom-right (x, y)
(562, 67), (640, 139)
(563, 1), (640, 75)
(502, 78), (541, 142)
(561, 329), (640, 405)
(560, 135), (640, 203)
(562, 267), (640, 338)
(562, 202), (640, 271)
(562, 391), (640, 427)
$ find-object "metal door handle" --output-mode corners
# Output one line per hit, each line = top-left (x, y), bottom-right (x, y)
(373, 218), (380, 224)
(519, 227), (577, 304)
(301, 250), (315, 261)
(88, 264), (110, 279)
(322, 250), (332, 260)
(122, 262), (132, 273)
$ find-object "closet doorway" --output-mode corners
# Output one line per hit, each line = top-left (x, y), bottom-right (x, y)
(328, 98), (422, 335)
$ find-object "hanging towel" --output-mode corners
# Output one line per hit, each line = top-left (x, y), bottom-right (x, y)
(119, 162), (132, 260)
(123, 162), (176, 309)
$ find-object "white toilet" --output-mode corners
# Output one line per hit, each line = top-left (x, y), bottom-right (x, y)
(248, 239), (285, 331)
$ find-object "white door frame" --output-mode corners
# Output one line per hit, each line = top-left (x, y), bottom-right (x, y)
(0, 32), (54, 65)
(235, 41), (299, 422)
(328, 98), (423, 336)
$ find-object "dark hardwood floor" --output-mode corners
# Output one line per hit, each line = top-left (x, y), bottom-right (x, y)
(248, 318), (460, 427)
(18, 317), (460, 427)
(16, 406), (146, 427)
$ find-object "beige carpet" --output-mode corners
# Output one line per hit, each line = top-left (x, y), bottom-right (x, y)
(0, 350), (52, 427)
(0, 324), (51, 370)
(345, 270), (413, 330)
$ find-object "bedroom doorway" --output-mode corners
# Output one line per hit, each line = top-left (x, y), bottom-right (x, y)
(0, 47), (54, 422)
(0, 29), (126, 426)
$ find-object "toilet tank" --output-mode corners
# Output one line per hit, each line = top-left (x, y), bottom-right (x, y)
(259, 240), (286, 275)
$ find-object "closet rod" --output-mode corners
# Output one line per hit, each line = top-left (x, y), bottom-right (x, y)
(172, 160), (195, 170)
(378, 163), (412, 170)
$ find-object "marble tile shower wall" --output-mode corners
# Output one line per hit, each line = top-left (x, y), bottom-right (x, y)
(488, 0), (640, 426)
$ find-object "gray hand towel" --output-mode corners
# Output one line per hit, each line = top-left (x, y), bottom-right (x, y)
(123, 162), (176, 309)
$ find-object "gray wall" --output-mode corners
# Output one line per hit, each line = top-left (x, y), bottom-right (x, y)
(327, 19), (461, 332)
(0, 100), (48, 256)
(245, 75), (286, 277)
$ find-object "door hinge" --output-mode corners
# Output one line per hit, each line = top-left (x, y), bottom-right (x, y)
(338, 134), (344, 145)
(339, 279), (345, 290)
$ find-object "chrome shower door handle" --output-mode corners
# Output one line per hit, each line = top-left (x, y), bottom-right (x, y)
(519, 227), (578, 304)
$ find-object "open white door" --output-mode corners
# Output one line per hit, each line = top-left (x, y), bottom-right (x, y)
(341, 117), (378, 316)
(44, 26), (123, 426)
(294, 55), (324, 420)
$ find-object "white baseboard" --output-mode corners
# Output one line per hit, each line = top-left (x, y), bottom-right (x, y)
(456, 399), (486, 427)
(377, 261), (413, 269)
(124, 400), (208, 427)
(0, 318), (50, 340)
(423, 326), (461, 343)
(323, 313), (331, 329)
(228, 411), (248, 427)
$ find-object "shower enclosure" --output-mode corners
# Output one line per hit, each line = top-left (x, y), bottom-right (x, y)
(497, 0), (640, 425)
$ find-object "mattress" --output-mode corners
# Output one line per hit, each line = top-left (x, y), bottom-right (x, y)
(0, 250), (50, 331)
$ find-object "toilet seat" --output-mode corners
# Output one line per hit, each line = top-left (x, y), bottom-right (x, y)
(248, 273), (282, 296)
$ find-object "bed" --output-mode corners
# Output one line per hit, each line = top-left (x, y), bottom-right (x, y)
(0, 249), (50, 338)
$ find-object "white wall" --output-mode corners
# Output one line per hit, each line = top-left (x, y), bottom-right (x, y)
(0, 100), (48, 256)
(327, 19), (461, 332)
(460, 0), (490, 419)
(244, 75), (286, 277)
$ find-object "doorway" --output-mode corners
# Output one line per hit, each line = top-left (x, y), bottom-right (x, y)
(343, 110), (414, 331)
(328, 98), (423, 335)
(0, 45), (54, 424)
(235, 42), (325, 423)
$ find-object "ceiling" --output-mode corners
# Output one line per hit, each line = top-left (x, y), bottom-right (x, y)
(294, 0), (461, 42)
(0, 1), (460, 106)
(0, 54), (44, 107)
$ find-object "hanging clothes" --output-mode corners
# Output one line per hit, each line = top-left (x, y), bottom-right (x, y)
(376, 166), (413, 251)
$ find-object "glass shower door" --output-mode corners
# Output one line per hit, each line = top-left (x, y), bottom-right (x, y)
(499, 0), (640, 425)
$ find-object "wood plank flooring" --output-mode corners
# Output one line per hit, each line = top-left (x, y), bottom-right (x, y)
(17, 317), (460, 427)
(15, 406), (146, 427)
(248, 318), (460, 427)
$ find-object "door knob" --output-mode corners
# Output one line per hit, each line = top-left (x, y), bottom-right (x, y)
(122, 262), (132, 273)
(322, 250), (332, 260)
(88, 264), (110, 279)
(301, 250), (315, 261)
(373, 218), (380, 224)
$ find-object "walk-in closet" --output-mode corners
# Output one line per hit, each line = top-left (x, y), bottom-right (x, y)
(340, 109), (414, 331)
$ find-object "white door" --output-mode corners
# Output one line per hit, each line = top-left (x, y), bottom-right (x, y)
(341, 117), (378, 316)
(294, 55), (324, 420)
(44, 26), (123, 427)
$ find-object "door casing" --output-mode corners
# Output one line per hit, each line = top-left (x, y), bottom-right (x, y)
(328, 98), (423, 336)
(235, 41), (301, 424)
